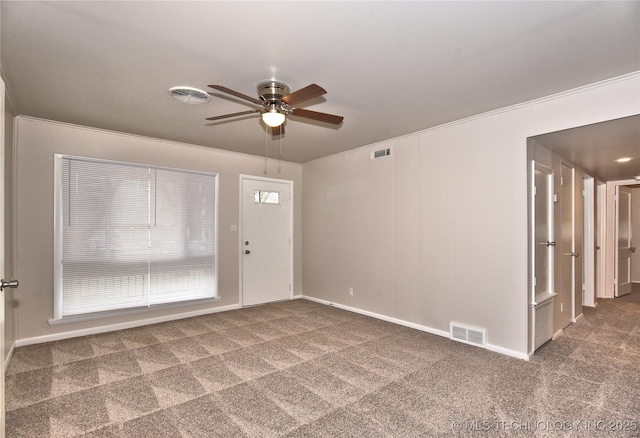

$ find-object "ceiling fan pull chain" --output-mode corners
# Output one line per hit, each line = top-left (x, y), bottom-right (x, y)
(278, 134), (282, 173)
(264, 127), (268, 175)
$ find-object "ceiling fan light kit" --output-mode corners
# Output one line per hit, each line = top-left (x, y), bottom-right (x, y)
(205, 80), (344, 135)
(262, 108), (286, 127)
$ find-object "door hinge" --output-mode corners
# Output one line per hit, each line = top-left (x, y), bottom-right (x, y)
(560, 176), (564, 186)
(533, 277), (536, 287)
(534, 186), (537, 196)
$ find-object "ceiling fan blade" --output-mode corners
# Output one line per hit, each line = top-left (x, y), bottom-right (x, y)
(281, 84), (326, 106)
(290, 108), (344, 125)
(271, 124), (285, 136)
(205, 109), (260, 121)
(208, 85), (263, 105)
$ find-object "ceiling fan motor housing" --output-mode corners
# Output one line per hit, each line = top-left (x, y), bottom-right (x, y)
(257, 81), (291, 104)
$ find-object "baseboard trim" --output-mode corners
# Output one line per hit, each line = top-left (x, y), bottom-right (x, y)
(302, 295), (448, 337)
(485, 343), (529, 360)
(301, 295), (528, 360)
(4, 341), (15, 372)
(15, 303), (242, 348)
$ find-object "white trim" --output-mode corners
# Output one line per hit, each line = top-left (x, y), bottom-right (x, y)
(53, 154), (63, 318)
(239, 174), (294, 307)
(607, 179), (639, 299)
(583, 176), (596, 307)
(596, 181), (607, 300)
(3, 342), (15, 373)
(485, 343), (529, 361)
(16, 303), (241, 347)
(302, 295), (448, 337)
(48, 297), (222, 326)
(301, 295), (528, 360)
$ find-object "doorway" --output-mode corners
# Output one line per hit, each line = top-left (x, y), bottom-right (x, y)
(240, 175), (293, 306)
(532, 162), (555, 350)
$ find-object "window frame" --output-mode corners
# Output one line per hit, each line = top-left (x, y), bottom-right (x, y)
(52, 154), (219, 322)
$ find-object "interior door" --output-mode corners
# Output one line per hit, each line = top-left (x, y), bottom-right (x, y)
(616, 186), (633, 297)
(573, 172), (584, 320)
(241, 176), (292, 306)
(558, 163), (574, 329)
(0, 76), (6, 436)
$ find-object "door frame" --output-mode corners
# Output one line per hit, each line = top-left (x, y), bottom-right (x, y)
(0, 76), (6, 435)
(583, 176), (596, 307)
(529, 160), (556, 352)
(605, 179), (639, 299)
(238, 174), (294, 307)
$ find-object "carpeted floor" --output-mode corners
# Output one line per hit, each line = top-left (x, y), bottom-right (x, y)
(5, 298), (640, 437)
(619, 283), (640, 305)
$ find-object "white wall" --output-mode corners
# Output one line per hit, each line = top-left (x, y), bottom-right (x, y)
(302, 73), (640, 358)
(14, 117), (302, 342)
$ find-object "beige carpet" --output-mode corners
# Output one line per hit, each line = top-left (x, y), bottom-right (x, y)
(5, 298), (640, 437)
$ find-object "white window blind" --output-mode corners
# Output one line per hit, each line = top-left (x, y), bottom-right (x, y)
(56, 156), (217, 318)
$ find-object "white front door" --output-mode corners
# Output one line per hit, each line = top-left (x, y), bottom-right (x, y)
(616, 186), (633, 297)
(241, 176), (292, 306)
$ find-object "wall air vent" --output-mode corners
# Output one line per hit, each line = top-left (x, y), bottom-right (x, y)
(370, 147), (392, 160)
(450, 322), (487, 348)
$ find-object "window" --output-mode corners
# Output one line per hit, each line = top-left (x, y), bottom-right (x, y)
(54, 155), (218, 318)
(254, 190), (280, 204)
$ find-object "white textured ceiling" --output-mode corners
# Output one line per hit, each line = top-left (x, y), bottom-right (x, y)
(1, 1), (639, 163)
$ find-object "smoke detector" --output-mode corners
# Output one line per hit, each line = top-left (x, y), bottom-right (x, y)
(168, 86), (210, 104)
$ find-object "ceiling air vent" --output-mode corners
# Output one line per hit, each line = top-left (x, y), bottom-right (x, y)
(168, 86), (210, 104)
(370, 147), (392, 160)
(450, 322), (487, 348)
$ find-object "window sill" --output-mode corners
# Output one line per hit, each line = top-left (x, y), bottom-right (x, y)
(48, 296), (221, 326)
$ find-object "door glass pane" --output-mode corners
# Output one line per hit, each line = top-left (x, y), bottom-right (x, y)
(254, 190), (280, 204)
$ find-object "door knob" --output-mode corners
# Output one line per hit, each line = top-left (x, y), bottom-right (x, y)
(245, 241), (250, 246)
(571, 252), (579, 257)
(245, 250), (251, 255)
(631, 247), (636, 253)
(546, 241), (556, 247)
(1, 279), (19, 291)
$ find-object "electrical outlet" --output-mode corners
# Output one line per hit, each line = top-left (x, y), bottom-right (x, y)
(348, 287), (354, 296)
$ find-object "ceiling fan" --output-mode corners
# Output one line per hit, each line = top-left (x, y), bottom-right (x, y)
(206, 81), (344, 135)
